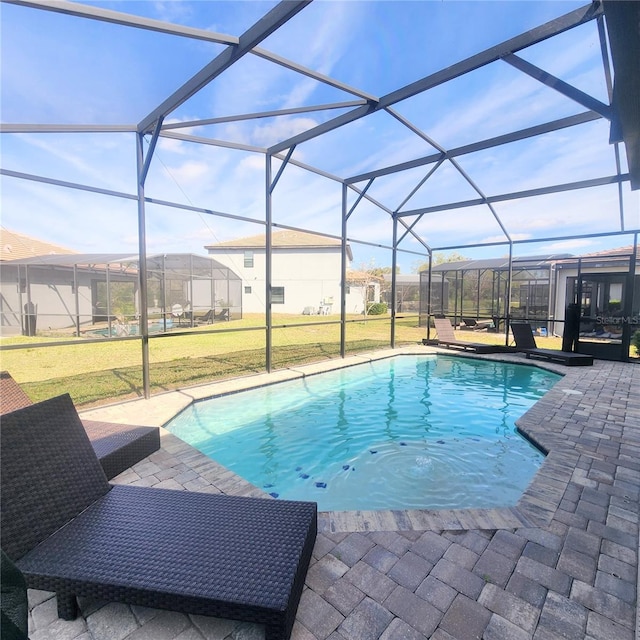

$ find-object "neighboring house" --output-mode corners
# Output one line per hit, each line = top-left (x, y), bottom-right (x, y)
(0, 229), (84, 335)
(206, 230), (380, 315)
(0, 229), (77, 262)
(344, 271), (383, 315)
(0, 230), (241, 336)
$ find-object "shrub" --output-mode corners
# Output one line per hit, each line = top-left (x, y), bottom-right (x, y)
(633, 329), (640, 355)
(367, 302), (388, 315)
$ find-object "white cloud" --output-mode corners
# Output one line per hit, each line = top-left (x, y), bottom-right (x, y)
(482, 233), (531, 244)
(252, 117), (319, 148)
(536, 238), (599, 253)
(166, 160), (210, 186)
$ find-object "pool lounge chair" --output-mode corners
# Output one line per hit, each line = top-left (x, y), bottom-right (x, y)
(214, 308), (230, 321)
(191, 308), (214, 324)
(1, 394), (317, 640)
(0, 371), (160, 480)
(461, 317), (493, 331)
(425, 317), (511, 354)
(510, 322), (593, 366)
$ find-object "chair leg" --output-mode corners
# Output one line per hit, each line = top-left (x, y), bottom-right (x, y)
(56, 592), (78, 620)
(265, 620), (288, 640)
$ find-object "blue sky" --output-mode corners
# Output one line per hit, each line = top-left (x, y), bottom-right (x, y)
(1, 0), (638, 273)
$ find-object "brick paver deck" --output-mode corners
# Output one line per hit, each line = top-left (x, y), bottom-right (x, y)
(26, 348), (639, 640)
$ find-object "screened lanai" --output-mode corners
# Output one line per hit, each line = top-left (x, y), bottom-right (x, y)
(0, 253), (241, 337)
(1, 0), (638, 399)
(419, 248), (640, 360)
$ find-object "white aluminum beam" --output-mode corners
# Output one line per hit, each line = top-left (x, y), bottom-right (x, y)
(0, 124), (137, 133)
(268, 2), (603, 155)
(503, 53), (612, 119)
(345, 111), (601, 184)
(251, 47), (379, 102)
(137, 1), (311, 133)
(2, 0), (238, 44)
(397, 174), (630, 217)
(160, 101), (367, 130)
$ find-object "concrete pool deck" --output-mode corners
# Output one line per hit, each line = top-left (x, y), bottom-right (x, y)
(27, 346), (639, 640)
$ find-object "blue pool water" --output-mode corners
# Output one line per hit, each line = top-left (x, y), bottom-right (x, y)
(166, 356), (560, 511)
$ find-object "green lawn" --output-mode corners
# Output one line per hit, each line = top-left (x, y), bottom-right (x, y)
(4, 315), (636, 408)
(1, 313), (428, 407)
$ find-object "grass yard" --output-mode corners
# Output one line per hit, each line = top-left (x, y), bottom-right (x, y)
(3, 314), (635, 408)
(1, 313), (428, 407)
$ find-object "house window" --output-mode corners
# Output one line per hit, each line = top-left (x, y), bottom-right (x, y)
(244, 286), (252, 294)
(271, 286), (285, 304)
(244, 250), (254, 268)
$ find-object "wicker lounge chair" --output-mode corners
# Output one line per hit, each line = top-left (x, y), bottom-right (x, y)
(1, 394), (317, 640)
(425, 317), (512, 354)
(511, 322), (593, 366)
(0, 371), (160, 480)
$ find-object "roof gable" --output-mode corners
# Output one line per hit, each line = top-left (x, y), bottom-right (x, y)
(0, 229), (77, 261)
(206, 229), (341, 249)
(206, 229), (353, 260)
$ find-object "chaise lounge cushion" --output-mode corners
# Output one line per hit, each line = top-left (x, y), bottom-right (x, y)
(510, 322), (593, 366)
(428, 317), (512, 354)
(1, 395), (317, 640)
(0, 371), (160, 480)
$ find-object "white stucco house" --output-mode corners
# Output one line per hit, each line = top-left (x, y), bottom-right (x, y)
(205, 229), (381, 315)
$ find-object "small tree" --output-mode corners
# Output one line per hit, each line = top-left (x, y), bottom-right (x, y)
(412, 252), (468, 273)
(367, 302), (388, 315)
(633, 329), (640, 356)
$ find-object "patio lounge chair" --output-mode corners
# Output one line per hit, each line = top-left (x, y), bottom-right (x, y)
(214, 308), (230, 321)
(461, 317), (493, 331)
(1, 394), (317, 640)
(425, 317), (512, 354)
(192, 308), (214, 324)
(0, 371), (160, 480)
(510, 322), (593, 366)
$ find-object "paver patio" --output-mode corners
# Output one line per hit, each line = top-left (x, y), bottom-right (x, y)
(25, 347), (639, 640)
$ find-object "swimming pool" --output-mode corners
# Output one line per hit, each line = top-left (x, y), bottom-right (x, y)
(166, 355), (560, 511)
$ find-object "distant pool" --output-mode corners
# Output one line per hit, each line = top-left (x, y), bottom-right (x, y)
(166, 356), (560, 511)
(89, 319), (173, 337)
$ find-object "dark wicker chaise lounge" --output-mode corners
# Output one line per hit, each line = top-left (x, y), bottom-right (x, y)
(511, 322), (593, 366)
(425, 317), (513, 354)
(0, 371), (160, 480)
(1, 394), (317, 640)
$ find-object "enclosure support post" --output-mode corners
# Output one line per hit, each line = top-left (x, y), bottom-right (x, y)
(189, 255), (194, 327)
(453, 271), (459, 328)
(340, 183), (348, 358)
(458, 271), (463, 328)
(505, 243), (514, 345)
(136, 132), (151, 398)
(265, 155), (273, 372)
(621, 233), (637, 362)
(390, 217), (398, 349)
(73, 265), (80, 337)
(17, 265), (24, 335)
(105, 265), (112, 336)
(427, 252), (433, 341)
(574, 257), (584, 352)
